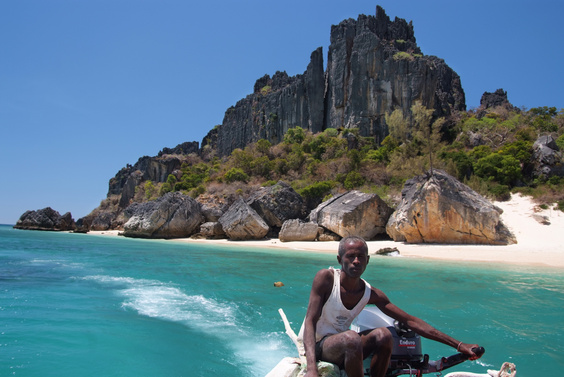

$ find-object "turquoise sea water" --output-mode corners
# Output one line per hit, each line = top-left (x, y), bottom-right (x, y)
(1, 225), (563, 376)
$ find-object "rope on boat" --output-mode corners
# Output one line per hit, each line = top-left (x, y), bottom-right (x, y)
(496, 362), (516, 377)
(444, 361), (516, 377)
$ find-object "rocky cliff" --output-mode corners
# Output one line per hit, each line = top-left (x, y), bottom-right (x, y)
(88, 5), (468, 224)
(109, 154), (185, 208)
(211, 5), (465, 156)
(324, 7), (465, 144)
(215, 47), (325, 156)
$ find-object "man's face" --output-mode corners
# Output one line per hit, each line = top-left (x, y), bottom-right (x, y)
(338, 240), (369, 278)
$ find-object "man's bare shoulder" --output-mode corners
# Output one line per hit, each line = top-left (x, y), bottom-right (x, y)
(312, 268), (334, 290)
(368, 285), (390, 305)
(313, 268), (334, 281)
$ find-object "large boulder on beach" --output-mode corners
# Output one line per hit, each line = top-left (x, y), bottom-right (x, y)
(89, 211), (117, 231)
(279, 219), (319, 242)
(218, 198), (269, 240)
(199, 222), (226, 239)
(123, 192), (204, 238)
(247, 181), (306, 229)
(386, 170), (516, 244)
(14, 207), (76, 231)
(309, 191), (393, 240)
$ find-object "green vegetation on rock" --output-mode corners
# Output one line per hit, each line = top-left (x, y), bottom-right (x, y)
(131, 104), (564, 210)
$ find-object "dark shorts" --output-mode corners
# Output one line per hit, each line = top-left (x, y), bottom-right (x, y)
(315, 336), (329, 361)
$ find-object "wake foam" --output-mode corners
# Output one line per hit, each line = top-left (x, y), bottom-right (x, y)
(83, 275), (237, 328)
(83, 275), (291, 375)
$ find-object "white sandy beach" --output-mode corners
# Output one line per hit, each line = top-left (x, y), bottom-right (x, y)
(89, 194), (564, 268)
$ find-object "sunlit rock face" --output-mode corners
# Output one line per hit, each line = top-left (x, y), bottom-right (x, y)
(386, 170), (516, 245)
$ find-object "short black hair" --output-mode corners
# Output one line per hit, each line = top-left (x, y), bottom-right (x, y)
(338, 236), (368, 257)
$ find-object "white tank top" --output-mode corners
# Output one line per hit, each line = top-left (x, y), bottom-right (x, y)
(300, 267), (372, 342)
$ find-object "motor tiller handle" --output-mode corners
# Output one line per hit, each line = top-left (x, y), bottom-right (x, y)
(443, 346), (485, 366)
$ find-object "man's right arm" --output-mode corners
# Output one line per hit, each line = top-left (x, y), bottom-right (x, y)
(303, 269), (332, 377)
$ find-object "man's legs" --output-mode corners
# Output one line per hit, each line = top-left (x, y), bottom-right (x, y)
(318, 330), (364, 377)
(360, 327), (393, 377)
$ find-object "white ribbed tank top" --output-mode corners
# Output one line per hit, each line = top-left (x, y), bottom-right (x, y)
(299, 267), (372, 342)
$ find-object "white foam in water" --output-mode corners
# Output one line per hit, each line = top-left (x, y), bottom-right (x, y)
(83, 275), (291, 375)
(84, 275), (237, 328)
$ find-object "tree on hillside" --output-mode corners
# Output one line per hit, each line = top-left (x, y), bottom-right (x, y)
(385, 108), (409, 144)
(411, 101), (444, 176)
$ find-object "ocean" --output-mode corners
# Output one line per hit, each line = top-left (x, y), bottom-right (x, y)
(1, 224), (562, 376)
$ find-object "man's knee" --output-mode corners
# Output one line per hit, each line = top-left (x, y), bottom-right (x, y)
(320, 330), (363, 366)
(340, 330), (363, 351)
(364, 327), (393, 351)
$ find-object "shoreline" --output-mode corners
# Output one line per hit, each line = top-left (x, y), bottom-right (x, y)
(87, 194), (564, 269)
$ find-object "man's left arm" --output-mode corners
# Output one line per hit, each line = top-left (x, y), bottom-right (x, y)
(372, 290), (481, 360)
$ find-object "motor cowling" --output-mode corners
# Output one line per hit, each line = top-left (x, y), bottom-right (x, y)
(351, 306), (423, 364)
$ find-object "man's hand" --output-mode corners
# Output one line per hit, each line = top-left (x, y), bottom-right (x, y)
(458, 342), (482, 360)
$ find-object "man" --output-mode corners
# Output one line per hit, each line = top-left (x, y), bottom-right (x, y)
(301, 236), (482, 377)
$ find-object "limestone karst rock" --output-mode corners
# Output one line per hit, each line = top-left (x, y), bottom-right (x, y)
(279, 219), (319, 242)
(386, 170), (516, 245)
(218, 198), (269, 241)
(527, 135), (564, 179)
(14, 207), (76, 231)
(309, 190), (393, 240)
(247, 181), (307, 229)
(212, 6), (465, 156)
(123, 192), (203, 239)
(199, 221), (225, 239)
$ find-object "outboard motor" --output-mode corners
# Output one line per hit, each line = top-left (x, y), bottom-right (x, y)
(351, 306), (484, 376)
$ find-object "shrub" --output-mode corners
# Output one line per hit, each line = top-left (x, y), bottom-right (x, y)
(299, 181), (335, 200)
(250, 156), (274, 178)
(287, 145), (306, 171)
(230, 148), (254, 174)
(224, 168), (248, 183)
(393, 51), (414, 61)
(344, 171), (365, 189)
(159, 182), (173, 196)
(487, 184), (511, 201)
(438, 148), (473, 180)
(284, 126), (306, 144)
(190, 185), (206, 198)
(256, 139), (272, 156)
(499, 140), (533, 164)
(144, 181), (156, 200)
(556, 134), (564, 151)
(474, 153), (522, 186)
(324, 128), (339, 138)
(274, 158), (289, 175)
(308, 134), (327, 160)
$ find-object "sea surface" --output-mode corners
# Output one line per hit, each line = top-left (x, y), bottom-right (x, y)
(1, 224), (563, 376)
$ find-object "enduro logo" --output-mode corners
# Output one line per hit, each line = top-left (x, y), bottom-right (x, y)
(399, 339), (416, 348)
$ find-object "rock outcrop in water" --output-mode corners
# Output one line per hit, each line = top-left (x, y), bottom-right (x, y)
(14, 207), (76, 231)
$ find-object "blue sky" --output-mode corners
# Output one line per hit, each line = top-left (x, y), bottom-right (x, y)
(1, 0), (562, 225)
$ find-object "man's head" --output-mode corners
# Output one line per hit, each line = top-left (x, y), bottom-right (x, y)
(337, 236), (369, 278)
(338, 236), (368, 257)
